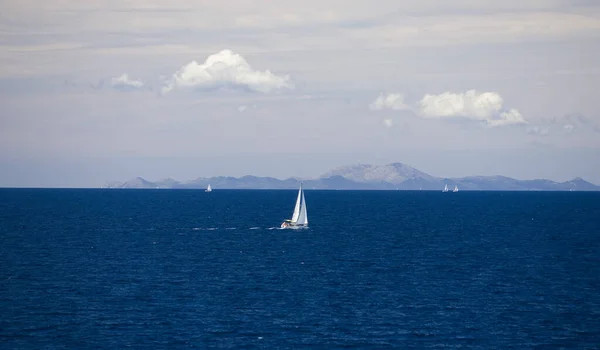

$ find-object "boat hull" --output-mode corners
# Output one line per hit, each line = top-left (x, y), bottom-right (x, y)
(280, 222), (308, 229)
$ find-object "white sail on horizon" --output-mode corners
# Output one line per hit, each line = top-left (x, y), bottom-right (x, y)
(291, 184), (302, 222)
(296, 186), (308, 225)
(287, 183), (308, 226)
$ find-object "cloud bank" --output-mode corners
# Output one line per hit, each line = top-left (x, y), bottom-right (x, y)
(110, 73), (144, 90)
(371, 90), (527, 127)
(161, 50), (293, 95)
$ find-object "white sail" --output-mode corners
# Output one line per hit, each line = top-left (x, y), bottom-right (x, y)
(296, 187), (308, 225)
(206, 184), (212, 192)
(290, 185), (302, 223)
(443, 184), (448, 192)
(281, 183), (308, 228)
(453, 185), (458, 192)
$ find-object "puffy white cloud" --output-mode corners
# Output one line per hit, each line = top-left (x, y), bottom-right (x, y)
(419, 90), (500, 119)
(383, 118), (393, 128)
(370, 89), (527, 127)
(369, 93), (408, 111)
(418, 90), (527, 127)
(161, 50), (293, 95)
(110, 73), (144, 90)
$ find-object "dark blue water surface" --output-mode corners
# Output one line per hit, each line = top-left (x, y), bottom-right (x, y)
(1, 189), (599, 349)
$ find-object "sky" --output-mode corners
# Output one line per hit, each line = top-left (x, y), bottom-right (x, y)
(1, 0), (600, 187)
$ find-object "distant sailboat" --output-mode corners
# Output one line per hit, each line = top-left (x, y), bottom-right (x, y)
(442, 184), (449, 192)
(205, 184), (212, 192)
(281, 184), (308, 229)
(453, 185), (458, 192)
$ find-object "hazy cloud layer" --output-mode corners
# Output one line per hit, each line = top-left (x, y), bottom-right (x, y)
(1, 1), (600, 186)
(528, 114), (600, 135)
(527, 125), (551, 136)
(2, 2), (600, 79)
(161, 50), (293, 94)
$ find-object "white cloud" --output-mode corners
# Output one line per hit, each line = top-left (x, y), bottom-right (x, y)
(369, 93), (409, 111)
(161, 49), (293, 95)
(110, 73), (144, 90)
(383, 118), (393, 128)
(419, 90), (499, 119)
(492, 109), (528, 127)
(370, 90), (527, 127)
(237, 105), (247, 112)
(418, 90), (527, 127)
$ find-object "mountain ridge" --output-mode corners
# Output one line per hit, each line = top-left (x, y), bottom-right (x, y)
(103, 162), (600, 191)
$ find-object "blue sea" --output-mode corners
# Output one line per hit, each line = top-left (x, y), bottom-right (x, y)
(1, 189), (599, 349)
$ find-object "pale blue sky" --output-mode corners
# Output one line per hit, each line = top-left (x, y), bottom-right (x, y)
(1, 0), (599, 187)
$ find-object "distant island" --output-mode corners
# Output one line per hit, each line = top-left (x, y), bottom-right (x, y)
(103, 162), (599, 191)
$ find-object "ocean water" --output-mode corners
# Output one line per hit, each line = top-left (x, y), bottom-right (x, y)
(1, 188), (599, 349)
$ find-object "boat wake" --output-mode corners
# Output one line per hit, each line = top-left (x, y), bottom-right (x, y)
(187, 226), (285, 231)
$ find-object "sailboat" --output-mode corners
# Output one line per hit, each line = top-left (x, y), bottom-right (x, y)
(442, 184), (449, 192)
(281, 183), (308, 229)
(453, 185), (458, 192)
(205, 184), (212, 192)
